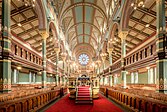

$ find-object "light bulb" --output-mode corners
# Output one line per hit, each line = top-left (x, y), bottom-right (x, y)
(131, 3), (134, 7)
(145, 24), (150, 28)
(17, 23), (22, 27)
(25, 3), (28, 6)
(32, 4), (35, 7)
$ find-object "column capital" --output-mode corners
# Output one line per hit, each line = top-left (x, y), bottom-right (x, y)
(54, 47), (60, 53)
(107, 48), (113, 54)
(39, 30), (49, 39)
(61, 52), (67, 61)
(100, 53), (107, 62)
(118, 30), (128, 40)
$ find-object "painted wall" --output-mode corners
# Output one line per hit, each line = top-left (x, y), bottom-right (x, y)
(126, 75), (131, 83)
(47, 77), (54, 82)
(138, 72), (148, 84)
(36, 75), (42, 83)
(18, 72), (29, 83)
(11, 69), (14, 84)
(118, 76), (121, 84)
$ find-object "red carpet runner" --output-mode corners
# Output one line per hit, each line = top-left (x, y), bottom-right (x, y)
(75, 86), (93, 104)
(46, 94), (123, 112)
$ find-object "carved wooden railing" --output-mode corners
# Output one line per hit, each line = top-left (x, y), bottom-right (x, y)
(124, 39), (156, 70)
(100, 37), (156, 76)
(0, 34), (64, 75)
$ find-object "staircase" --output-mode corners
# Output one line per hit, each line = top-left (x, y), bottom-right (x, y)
(75, 86), (93, 104)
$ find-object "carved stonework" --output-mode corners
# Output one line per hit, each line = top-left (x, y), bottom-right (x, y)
(156, 78), (167, 90)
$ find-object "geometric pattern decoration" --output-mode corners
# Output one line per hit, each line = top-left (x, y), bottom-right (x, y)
(78, 54), (89, 66)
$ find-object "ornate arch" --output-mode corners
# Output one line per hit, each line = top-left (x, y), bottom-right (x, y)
(120, 0), (133, 30)
(60, 2), (107, 23)
(49, 21), (59, 47)
(109, 22), (120, 40)
(73, 43), (96, 57)
(36, 0), (47, 30)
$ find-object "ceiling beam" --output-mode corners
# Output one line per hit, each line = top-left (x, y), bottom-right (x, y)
(127, 34), (143, 42)
(0, 5), (32, 19)
(130, 16), (156, 31)
(25, 34), (41, 41)
(17, 26), (39, 37)
(11, 16), (38, 29)
(137, 7), (156, 18)
(137, 7), (167, 21)
(128, 26), (150, 37)
(36, 43), (54, 50)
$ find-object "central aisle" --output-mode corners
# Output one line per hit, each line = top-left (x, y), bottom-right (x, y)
(46, 94), (123, 112)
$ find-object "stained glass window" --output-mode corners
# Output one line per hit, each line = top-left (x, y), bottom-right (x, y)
(78, 54), (89, 65)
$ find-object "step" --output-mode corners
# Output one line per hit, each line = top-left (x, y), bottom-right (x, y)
(77, 96), (91, 98)
(75, 100), (93, 104)
(78, 92), (90, 93)
(78, 92), (90, 94)
(78, 89), (90, 90)
(77, 93), (90, 96)
(77, 95), (91, 98)
(76, 97), (92, 100)
(78, 90), (90, 92)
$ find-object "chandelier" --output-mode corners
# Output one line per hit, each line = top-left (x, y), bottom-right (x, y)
(131, 0), (145, 10)
(17, 0), (36, 7)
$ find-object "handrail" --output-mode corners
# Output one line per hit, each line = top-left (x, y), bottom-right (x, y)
(75, 78), (78, 98)
(90, 84), (93, 98)
(76, 86), (78, 98)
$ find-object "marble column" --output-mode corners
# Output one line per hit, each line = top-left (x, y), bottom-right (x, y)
(101, 53), (107, 70)
(119, 30), (128, 88)
(109, 75), (113, 86)
(13, 69), (17, 84)
(55, 47), (60, 86)
(156, 0), (167, 93)
(56, 75), (59, 86)
(29, 72), (32, 83)
(61, 53), (67, 75)
(114, 75), (117, 85)
(0, 0), (12, 93)
(40, 30), (49, 88)
(107, 48), (113, 65)
(33, 73), (36, 83)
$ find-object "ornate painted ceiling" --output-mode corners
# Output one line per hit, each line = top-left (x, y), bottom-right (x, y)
(0, 0), (166, 69)
(53, 0), (109, 60)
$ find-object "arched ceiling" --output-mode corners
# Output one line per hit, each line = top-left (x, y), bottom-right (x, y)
(52, 0), (109, 59)
(1, 0), (167, 69)
(0, 0), (62, 63)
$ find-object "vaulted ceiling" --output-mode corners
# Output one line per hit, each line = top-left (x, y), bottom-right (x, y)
(0, 0), (167, 69)
(53, 0), (166, 65)
(53, 0), (109, 60)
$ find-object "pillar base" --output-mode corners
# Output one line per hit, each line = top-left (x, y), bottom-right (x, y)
(42, 86), (47, 88)
(0, 90), (11, 93)
(156, 90), (167, 94)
